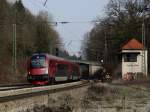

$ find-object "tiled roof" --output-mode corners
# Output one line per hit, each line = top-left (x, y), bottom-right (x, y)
(122, 38), (144, 50)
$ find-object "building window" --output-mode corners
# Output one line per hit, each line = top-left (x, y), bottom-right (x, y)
(124, 53), (137, 62)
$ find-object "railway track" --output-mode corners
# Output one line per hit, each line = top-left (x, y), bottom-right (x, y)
(0, 80), (82, 91)
(112, 80), (150, 94)
(0, 80), (89, 102)
(0, 83), (33, 91)
(0, 80), (91, 112)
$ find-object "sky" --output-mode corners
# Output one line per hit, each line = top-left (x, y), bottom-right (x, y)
(8, 0), (109, 56)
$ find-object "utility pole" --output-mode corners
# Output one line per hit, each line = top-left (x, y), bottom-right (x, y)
(50, 45), (53, 54)
(12, 24), (17, 73)
(141, 0), (149, 77)
(104, 32), (108, 64)
(142, 10), (146, 76)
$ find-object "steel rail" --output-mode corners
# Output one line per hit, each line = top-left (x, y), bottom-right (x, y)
(0, 80), (82, 91)
(0, 83), (30, 87)
(0, 80), (89, 102)
(112, 81), (150, 94)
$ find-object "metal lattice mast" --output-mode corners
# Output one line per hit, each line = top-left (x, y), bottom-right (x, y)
(12, 24), (17, 73)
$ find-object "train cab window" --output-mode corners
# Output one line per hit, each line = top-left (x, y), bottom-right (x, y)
(56, 64), (68, 76)
(30, 55), (46, 68)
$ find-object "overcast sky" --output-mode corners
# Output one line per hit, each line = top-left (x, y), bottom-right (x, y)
(8, 0), (109, 55)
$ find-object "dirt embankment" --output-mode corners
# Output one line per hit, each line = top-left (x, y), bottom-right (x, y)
(20, 80), (150, 112)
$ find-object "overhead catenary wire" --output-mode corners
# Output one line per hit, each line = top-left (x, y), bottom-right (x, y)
(29, 0), (48, 11)
(0, 20), (100, 26)
(44, 0), (48, 6)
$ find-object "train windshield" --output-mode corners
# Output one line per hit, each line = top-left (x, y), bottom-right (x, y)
(30, 55), (46, 68)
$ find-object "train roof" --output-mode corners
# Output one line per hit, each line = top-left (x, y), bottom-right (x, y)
(32, 53), (75, 64)
(70, 60), (102, 66)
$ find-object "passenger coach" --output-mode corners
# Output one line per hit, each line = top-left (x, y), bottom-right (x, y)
(27, 53), (80, 85)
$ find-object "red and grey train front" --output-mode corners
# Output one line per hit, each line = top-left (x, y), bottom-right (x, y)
(27, 54), (49, 84)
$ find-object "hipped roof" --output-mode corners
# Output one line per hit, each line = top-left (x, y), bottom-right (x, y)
(122, 38), (144, 50)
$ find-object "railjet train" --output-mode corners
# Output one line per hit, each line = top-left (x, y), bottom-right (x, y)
(27, 53), (80, 85)
(27, 53), (112, 85)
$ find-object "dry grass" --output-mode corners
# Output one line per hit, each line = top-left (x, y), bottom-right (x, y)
(22, 94), (74, 112)
(21, 81), (150, 112)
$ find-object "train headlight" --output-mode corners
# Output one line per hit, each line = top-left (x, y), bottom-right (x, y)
(45, 69), (48, 74)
